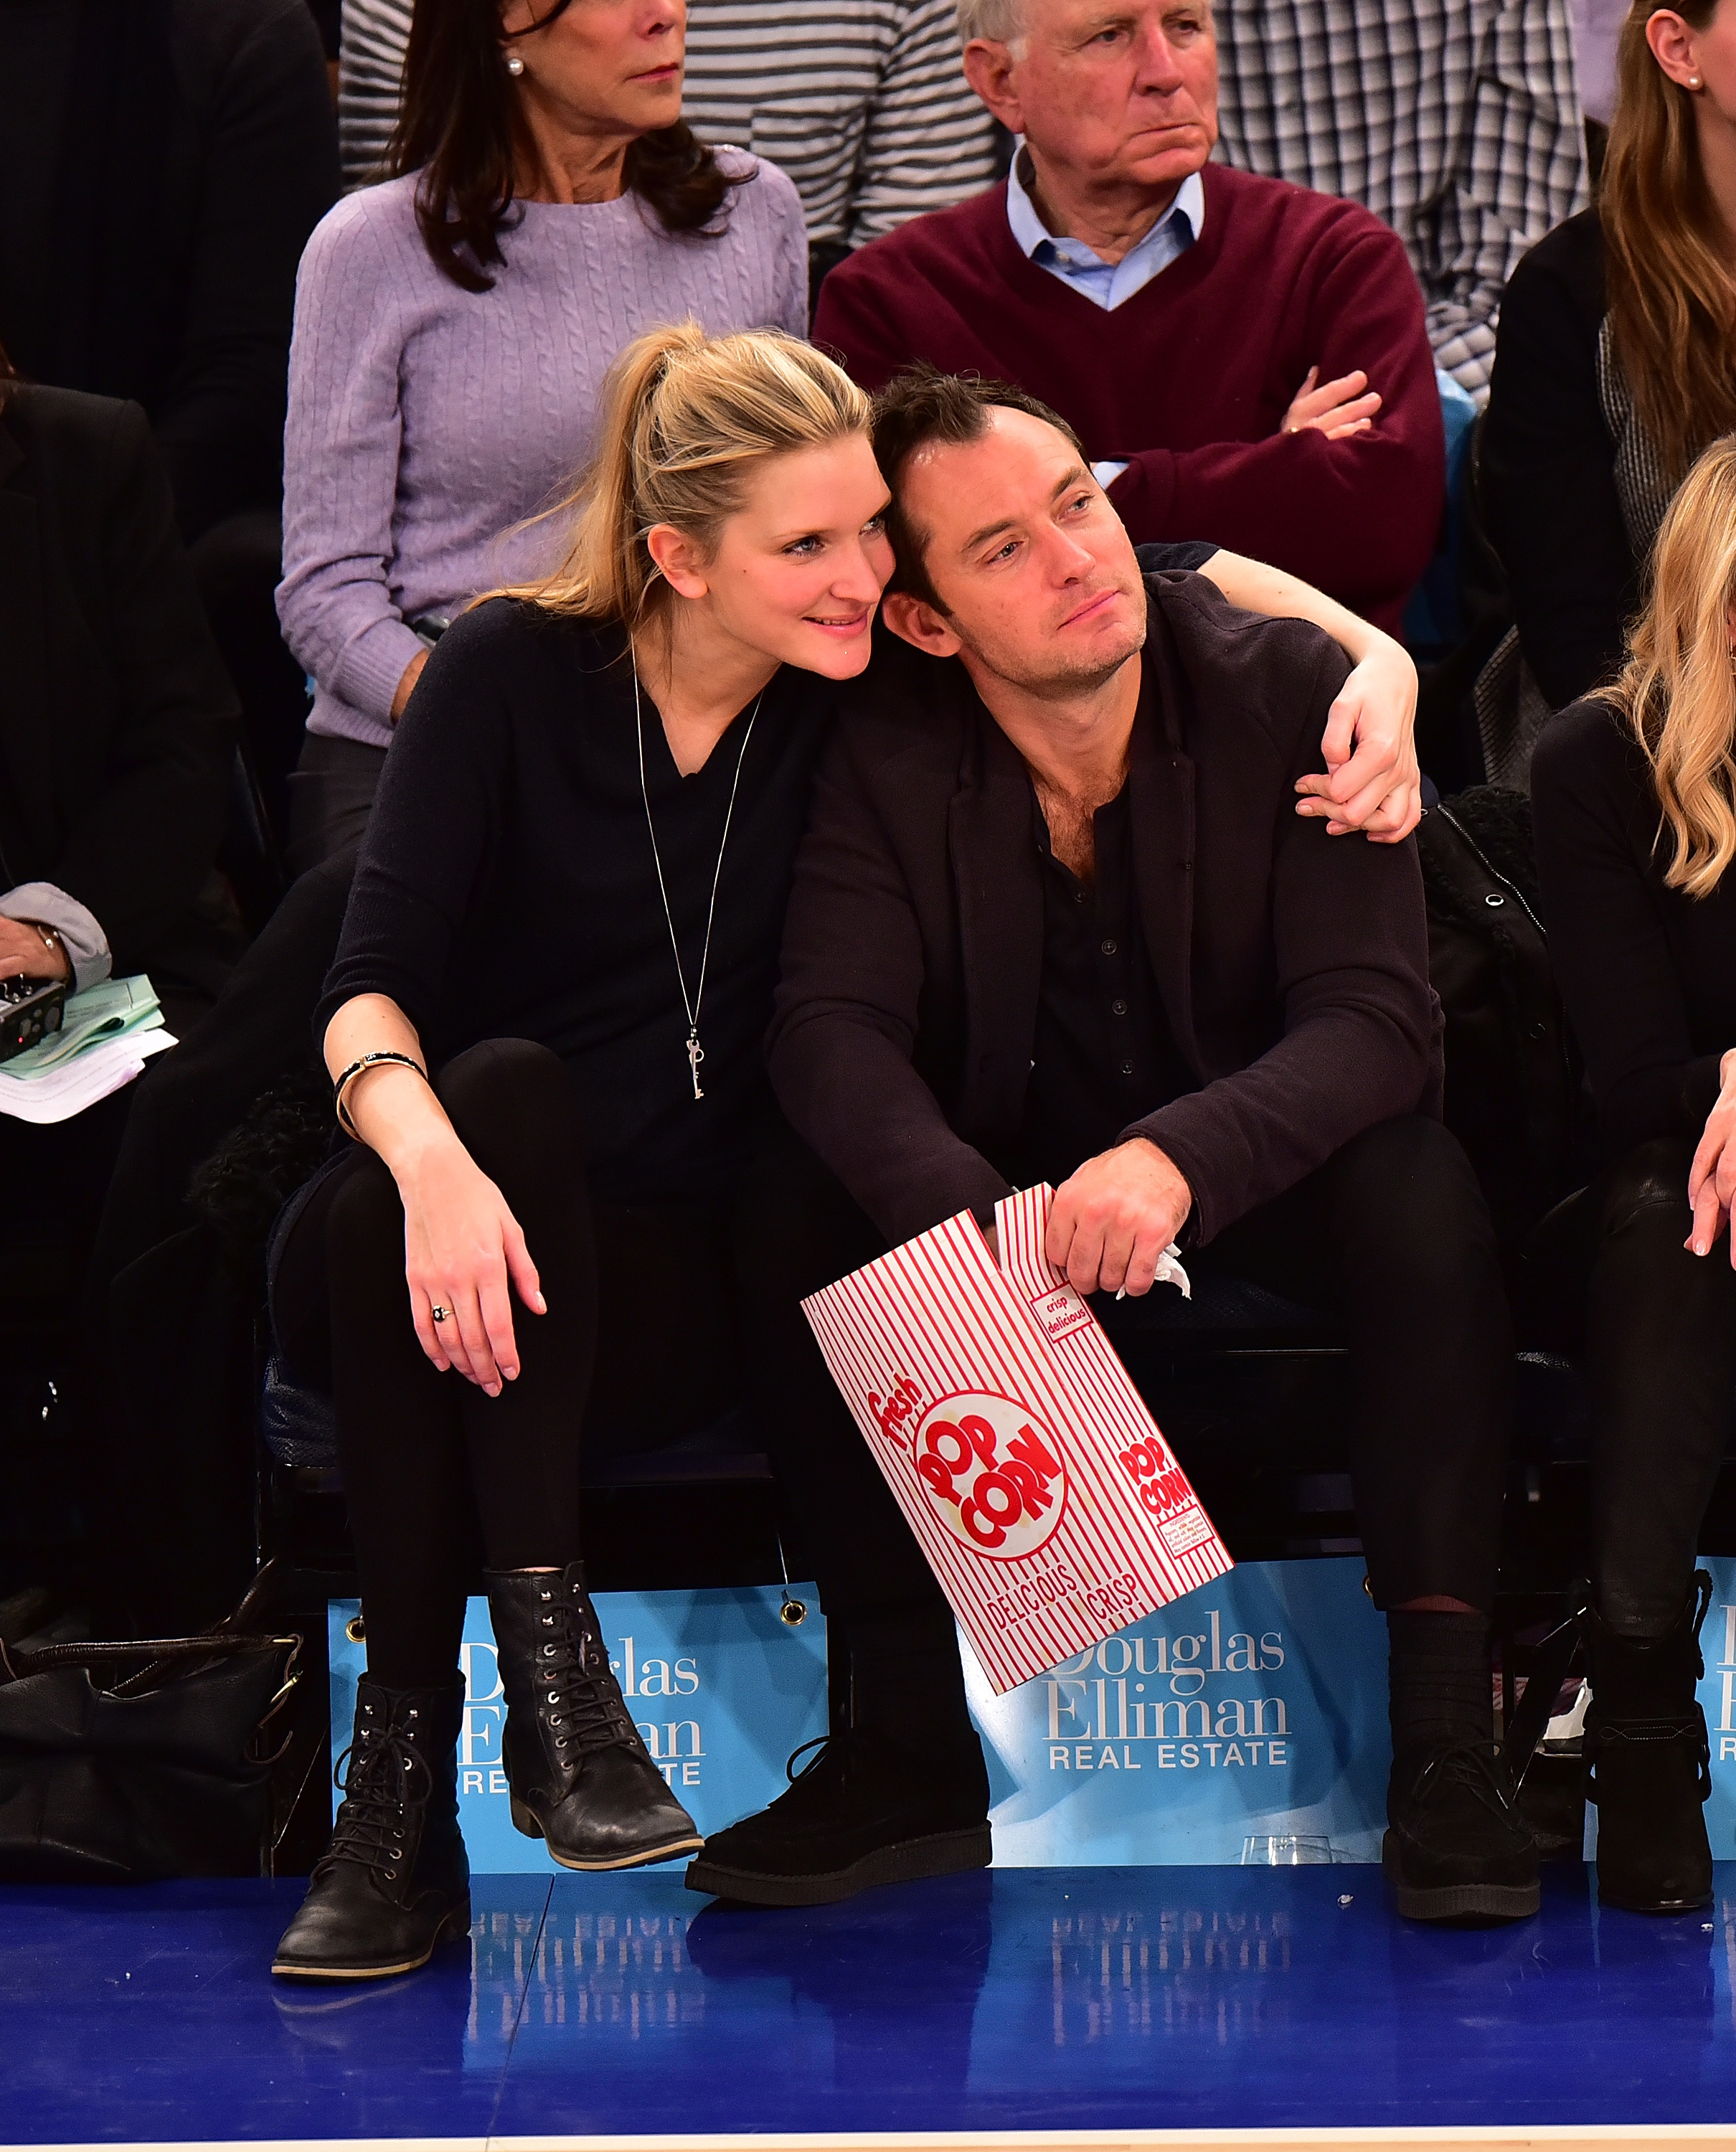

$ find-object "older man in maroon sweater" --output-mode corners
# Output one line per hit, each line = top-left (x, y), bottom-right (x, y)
(811, 0), (1443, 631)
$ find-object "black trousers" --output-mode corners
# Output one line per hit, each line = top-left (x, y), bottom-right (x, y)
(1103, 1115), (1513, 1613)
(1527, 1138), (1736, 1633)
(270, 1039), (933, 1689)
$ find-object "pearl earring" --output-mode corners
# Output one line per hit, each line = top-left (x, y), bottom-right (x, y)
(505, 52), (525, 75)
(1690, 72), (1704, 87)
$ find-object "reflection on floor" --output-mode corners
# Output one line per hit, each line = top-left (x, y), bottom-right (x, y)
(1, 1862), (1734, 2148)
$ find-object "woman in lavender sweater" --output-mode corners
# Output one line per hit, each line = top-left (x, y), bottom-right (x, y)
(275, 0), (806, 869)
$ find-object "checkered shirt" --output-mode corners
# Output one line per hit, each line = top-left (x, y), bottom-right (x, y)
(1212, 0), (1588, 403)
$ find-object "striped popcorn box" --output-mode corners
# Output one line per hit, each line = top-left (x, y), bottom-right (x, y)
(801, 1182), (1232, 1694)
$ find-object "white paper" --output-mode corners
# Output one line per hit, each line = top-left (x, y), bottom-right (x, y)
(0, 1027), (176, 1123)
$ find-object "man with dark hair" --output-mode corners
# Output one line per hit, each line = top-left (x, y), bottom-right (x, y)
(811, 0), (1443, 633)
(715, 371), (1534, 1925)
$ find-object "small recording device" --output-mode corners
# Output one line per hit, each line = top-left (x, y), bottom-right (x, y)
(0, 973), (67, 1065)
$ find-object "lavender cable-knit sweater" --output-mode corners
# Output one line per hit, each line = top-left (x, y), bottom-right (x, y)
(276, 155), (807, 750)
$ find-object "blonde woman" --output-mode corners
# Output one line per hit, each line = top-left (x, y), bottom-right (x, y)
(1531, 435), (1736, 1917)
(1486, 0), (1736, 709)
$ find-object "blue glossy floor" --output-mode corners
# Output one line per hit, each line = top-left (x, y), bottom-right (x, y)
(4, 1862), (1736, 2149)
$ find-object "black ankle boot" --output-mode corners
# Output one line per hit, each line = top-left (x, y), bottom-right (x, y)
(485, 1562), (702, 1871)
(273, 1678), (470, 1981)
(687, 1602), (991, 1907)
(1382, 1611), (1538, 1922)
(1384, 1740), (1540, 1921)
(686, 1724), (991, 1907)
(1585, 1575), (1714, 1915)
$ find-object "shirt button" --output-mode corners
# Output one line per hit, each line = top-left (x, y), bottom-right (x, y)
(1074, 890), (1087, 905)
(1112, 998), (1128, 1016)
(1121, 1060), (1135, 1076)
(1100, 938), (1117, 955)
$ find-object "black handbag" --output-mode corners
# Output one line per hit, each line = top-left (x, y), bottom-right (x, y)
(0, 1618), (306, 1883)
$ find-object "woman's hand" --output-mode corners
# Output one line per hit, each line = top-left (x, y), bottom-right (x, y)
(1294, 634), (1423, 842)
(0, 918), (72, 981)
(323, 994), (546, 1390)
(1687, 1049), (1736, 1261)
(398, 1133), (547, 1393)
(390, 648), (429, 725)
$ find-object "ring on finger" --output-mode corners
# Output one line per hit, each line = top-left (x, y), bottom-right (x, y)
(430, 1304), (450, 1323)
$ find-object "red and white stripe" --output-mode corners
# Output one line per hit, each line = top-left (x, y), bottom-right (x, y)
(802, 1189), (1231, 1696)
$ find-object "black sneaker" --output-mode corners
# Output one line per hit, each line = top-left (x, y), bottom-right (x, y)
(686, 1727), (991, 1908)
(1383, 1740), (1540, 1922)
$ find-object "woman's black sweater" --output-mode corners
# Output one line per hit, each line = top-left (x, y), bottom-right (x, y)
(318, 600), (844, 1207)
(1532, 698), (1736, 1156)
(1483, 209), (1637, 712)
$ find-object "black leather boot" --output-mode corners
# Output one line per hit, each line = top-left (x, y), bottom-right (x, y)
(686, 1724), (991, 1906)
(485, 1562), (702, 1870)
(273, 1678), (470, 1981)
(1585, 1574), (1714, 1915)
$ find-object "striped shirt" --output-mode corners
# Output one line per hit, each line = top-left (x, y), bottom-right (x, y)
(1212, 0), (1587, 403)
(337, 0), (998, 250)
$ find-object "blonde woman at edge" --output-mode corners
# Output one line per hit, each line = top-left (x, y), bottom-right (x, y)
(1532, 435), (1736, 1920)
(264, 321), (1423, 1983)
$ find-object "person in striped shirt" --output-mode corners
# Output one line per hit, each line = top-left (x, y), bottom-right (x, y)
(338, 0), (999, 298)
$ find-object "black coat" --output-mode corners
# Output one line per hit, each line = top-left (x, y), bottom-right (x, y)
(1482, 209), (1635, 712)
(0, 0), (339, 541)
(0, 384), (236, 977)
(769, 573), (1444, 1250)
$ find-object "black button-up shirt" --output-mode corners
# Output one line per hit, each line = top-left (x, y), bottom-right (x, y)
(1009, 768), (1197, 1191)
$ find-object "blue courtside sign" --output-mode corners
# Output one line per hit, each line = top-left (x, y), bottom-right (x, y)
(964, 1555), (1393, 1865)
(329, 1558), (1392, 1872)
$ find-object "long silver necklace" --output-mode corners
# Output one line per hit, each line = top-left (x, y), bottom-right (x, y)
(633, 655), (763, 1101)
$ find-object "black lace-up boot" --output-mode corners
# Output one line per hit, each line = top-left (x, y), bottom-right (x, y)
(273, 1679), (469, 1980)
(687, 1600), (991, 1907)
(1382, 1610), (1539, 1922)
(1585, 1575), (1714, 1915)
(485, 1562), (702, 1870)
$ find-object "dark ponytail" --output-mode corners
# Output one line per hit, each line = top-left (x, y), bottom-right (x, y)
(390, 0), (745, 293)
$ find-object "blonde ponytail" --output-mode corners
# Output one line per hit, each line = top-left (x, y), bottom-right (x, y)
(489, 322), (872, 626)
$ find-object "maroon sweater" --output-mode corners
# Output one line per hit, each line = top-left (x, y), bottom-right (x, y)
(813, 164), (1443, 632)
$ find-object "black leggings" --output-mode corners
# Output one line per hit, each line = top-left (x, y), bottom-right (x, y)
(1530, 1138), (1736, 1634)
(271, 1039), (940, 1689)
(1103, 1115), (1514, 1612)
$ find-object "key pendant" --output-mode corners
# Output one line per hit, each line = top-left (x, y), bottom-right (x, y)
(687, 1030), (706, 1101)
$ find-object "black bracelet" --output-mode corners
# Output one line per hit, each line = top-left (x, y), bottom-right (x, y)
(331, 1049), (430, 1136)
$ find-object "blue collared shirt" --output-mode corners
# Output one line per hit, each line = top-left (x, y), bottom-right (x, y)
(1005, 146), (1205, 312)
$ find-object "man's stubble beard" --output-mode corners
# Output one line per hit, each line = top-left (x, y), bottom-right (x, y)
(973, 615), (1147, 703)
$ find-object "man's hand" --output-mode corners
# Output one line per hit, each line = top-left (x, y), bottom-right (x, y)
(1047, 1137), (1192, 1297)
(0, 917), (72, 982)
(1283, 366), (1382, 442)
(1688, 1049), (1736, 1263)
(1295, 633), (1422, 843)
